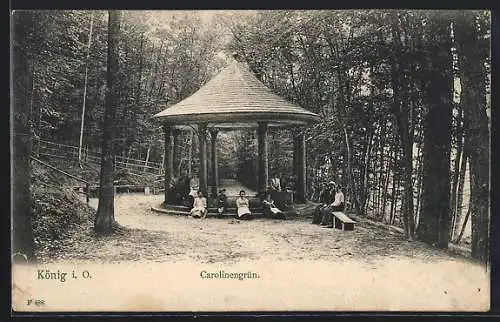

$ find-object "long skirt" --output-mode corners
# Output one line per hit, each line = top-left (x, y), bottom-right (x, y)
(237, 207), (252, 220)
(191, 207), (207, 218)
(320, 203), (344, 226)
(264, 206), (286, 220)
(312, 205), (326, 224)
(237, 206), (251, 217)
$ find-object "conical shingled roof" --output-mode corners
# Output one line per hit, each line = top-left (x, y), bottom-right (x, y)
(153, 60), (320, 129)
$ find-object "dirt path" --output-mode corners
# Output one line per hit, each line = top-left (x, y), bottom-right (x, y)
(218, 179), (257, 196)
(29, 193), (488, 312)
(71, 193), (479, 266)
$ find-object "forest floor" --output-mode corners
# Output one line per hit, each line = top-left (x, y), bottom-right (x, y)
(27, 163), (489, 311)
(41, 193), (478, 265)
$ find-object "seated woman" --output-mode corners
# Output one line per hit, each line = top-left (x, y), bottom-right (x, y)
(190, 190), (207, 219)
(262, 193), (286, 220)
(217, 189), (228, 216)
(236, 190), (252, 220)
(320, 186), (345, 228)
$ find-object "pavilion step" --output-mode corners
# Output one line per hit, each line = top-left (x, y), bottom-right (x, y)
(207, 207), (262, 213)
(163, 204), (190, 212)
(208, 212), (265, 218)
(151, 207), (190, 216)
(151, 206), (264, 217)
(161, 205), (263, 212)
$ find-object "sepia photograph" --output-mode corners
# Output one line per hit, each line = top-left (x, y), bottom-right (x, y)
(11, 9), (491, 312)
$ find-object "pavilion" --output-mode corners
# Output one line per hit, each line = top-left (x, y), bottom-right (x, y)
(153, 57), (320, 205)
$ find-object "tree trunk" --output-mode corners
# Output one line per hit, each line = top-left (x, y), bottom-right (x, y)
(453, 149), (468, 241)
(147, 40), (164, 98)
(12, 11), (35, 263)
(381, 142), (393, 223)
(343, 126), (361, 216)
(454, 12), (490, 264)
(360, 117), (375, 215)
(29, 61), (36, 138)
(389, 145), (399, 225)
(361, 128), (373, 213)
(95, 11), (121, 234)
(78, 12), (94, 166)
(450, 121), (464, 240)
(390, 14), (415, 239)
(456, 202), (471, 244)
(143, 140), (151, 173)
(417, 18), (453, 249)
(414, 140), (424, 228)
(125, 145), (132, 168)
(376, 122), (388, 221)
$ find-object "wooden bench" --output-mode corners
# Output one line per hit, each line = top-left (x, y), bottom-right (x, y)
(332, 212), (356, 231)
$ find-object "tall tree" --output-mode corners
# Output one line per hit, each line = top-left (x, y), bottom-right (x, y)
(78, 12), (94, 166)
(95, 11), (121, 234)
(417, 13), (454, 249)
(454, 11), (490, 263)
(12, 11), (36, 262)
(389, 11), (416, 240)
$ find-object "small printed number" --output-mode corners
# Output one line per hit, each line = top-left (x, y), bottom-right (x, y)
(27, 299), (45, 306)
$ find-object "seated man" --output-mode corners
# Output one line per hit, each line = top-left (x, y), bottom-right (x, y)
(190, 190), (207, 219)
(320, 186), (345, 228)
(312, 181), (335, 224)
(217, 189), (228, 216)
(262, 192), (287, 220)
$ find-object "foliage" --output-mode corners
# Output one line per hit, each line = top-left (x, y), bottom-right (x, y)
(14, 10), (490, 257)
(227, 10), (490, 251)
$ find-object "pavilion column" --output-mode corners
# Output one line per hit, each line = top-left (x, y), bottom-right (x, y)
(210, 129), (219, 198)
(163, 125), (174, 205)
(257, 122), (269, 199)
(294, 129), (307, 203)
(172, 129), (180, 177)
(198, 123), (208, 195)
